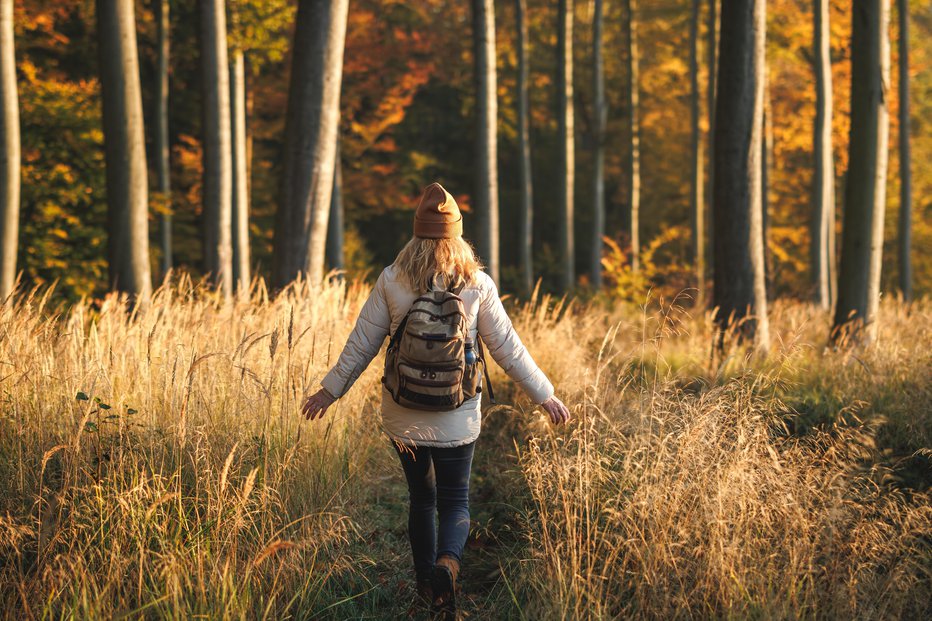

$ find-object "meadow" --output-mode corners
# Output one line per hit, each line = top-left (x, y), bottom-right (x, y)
(0, 277), (929, 619)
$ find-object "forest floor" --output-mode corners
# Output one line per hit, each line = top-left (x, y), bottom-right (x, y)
(0, 280), (929, 619)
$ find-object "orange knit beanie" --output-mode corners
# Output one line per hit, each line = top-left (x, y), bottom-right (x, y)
(414, 182), (463, 239)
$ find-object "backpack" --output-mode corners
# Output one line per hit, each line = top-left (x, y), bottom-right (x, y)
(382, 281), (494, 411)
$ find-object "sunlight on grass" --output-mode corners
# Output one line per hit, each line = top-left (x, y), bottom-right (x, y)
(0, 278), (928, 619)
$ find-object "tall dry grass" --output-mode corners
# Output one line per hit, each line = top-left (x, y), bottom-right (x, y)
(510, 295), (931, 620)
(0, 275), (392, 618)
(0, 277), (928, 619)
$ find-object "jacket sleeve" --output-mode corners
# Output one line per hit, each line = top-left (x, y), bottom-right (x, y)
(320, 270), (392, 398)
(476, 278), (554, 404)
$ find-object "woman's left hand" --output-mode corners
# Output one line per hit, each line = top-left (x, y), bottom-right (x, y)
(301, 389), (336, 420)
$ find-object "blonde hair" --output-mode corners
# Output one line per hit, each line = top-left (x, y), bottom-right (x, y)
(393, 236), (483, 293)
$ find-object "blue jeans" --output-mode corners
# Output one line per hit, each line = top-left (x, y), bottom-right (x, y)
(393, 439), (476, 581)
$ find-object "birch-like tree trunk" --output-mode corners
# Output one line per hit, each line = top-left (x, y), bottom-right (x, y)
(97, 0), (152, 299)
(155, 0), (171, 279)
(558, 0), (575, 291)
(896, 0), (911, 301)
(200, 0), (233, 299)
(472, 0), (499, 284)
(273, 0), (349, 289)
(0, 0), (19, 299)
(590, 0), (606, 289)
(515, 0), (534, 295)
(230, 48), (250, 293)
(689, 0), (705, 304)
(712, 0), (769, 349)
(326, 136), (344, 273)
(811, 0), (835, 309)
(762, 71), (773, 295)
(625, 0), (640, 272)
(833, 0), (890, 343)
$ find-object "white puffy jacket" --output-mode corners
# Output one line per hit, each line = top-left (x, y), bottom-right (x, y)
(320, 265), (554, 447)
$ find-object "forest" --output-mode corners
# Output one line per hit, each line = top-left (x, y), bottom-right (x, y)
(0, 0), (929, 619)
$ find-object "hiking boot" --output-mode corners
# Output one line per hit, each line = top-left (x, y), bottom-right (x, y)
(416, 578), (433, 605)
(430, 555), (460, 620)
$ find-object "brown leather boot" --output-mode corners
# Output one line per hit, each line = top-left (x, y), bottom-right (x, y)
(430, 555), (460, 620)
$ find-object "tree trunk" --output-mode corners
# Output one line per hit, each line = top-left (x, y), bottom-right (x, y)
(689, 0), (704, 305)
(706, 0), (718, 280)
(472, 0), (499, 284)
(590, 0), (606, 289)
(515, 0), (533, 296)
(97, 0), (152, 300)
(833, 0), (890, 343)
(155, 0), (171, 280)
(557, 0), (575, 291)
(625, 0), (640, 272)
(0, 0), (19, 299)
(896, 0), (911, 302)
(230, 48), (250, 293)
(200, 0), (233, 299)
(811, 0), (835, 310)
(712, 0), (769, 349)
(762, 70), (773, 297)
(273, 0), (349, 289)
(326, 135), (344, 273)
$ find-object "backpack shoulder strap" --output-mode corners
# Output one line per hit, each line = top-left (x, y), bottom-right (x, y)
(476, 337), (496, 404)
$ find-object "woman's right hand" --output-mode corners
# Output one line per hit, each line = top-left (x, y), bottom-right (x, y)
(540, 395), (571, 425)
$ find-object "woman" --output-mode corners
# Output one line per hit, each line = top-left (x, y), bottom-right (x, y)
(301, 182), (570, 618)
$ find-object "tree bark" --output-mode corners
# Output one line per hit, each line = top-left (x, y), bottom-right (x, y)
(0, 0), (19, 299)
(811, 0), (835, 310)
(472, 0), (499, 284)
(625, 0), (640, 272)
(230, 48), (250, 293)
(590, 0), (606, 289)
(896, 0), (911, 301)
(515, 0), (533, 296)
(97, 0), (152, 300)
(689, 0), (705, 305)
(326, 135), (344, 273)
(833, 0), (890, 342)
(762, 70), (773, 296)
(712, 0), (769, 349)
(200, 0), (233, 299)
(155, 0), (171, 280)
(273, 0), (349, 289)
(706, 0), (718, 280)
(557, 0), (575, 291)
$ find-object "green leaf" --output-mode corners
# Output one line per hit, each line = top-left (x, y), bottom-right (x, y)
(126, 408), (138, 415)
(98, 403), (111, 410)
(84, 421), (98, 432)
(76, 391), (89, 401)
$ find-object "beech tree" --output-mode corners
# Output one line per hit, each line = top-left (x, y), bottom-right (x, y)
(230, 48), (249, 292)
(591, 0), (607, 289)
(273, 0), (349, 288)
(0, 0), (19, 299)
(689, 0), (704, 303)
(472, 0), (499, 284)
(200, 0), (233, 299)
(515, 0), (534, 295)
(811, 0), (836, 309)
(155, 0), (171, 278)
(625, 0), (641, 272)
(833, 0), (890, 342)
(712, 0), (769, 348)
(97, 0), (152, 299)
(557, 0), (575, 291)
(896, 0), (911, 301)
(326, 136), (344, 273)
